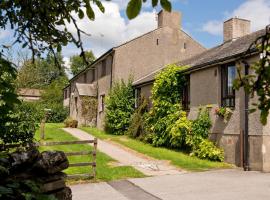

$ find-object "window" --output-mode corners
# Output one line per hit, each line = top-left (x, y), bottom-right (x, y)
(75, 97), (78, 112)
(221, 63), (236, 107)
(183, 42), (187, 49)
(135, 88), (141, 108)
(100, 94), (105, 112)
(182, 75), (190, 110)
(90, 69), (95, 83)
(101, 60), (106, 77)
(156, 39), (159, 45)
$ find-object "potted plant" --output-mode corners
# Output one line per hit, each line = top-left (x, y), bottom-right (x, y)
(215, 107), (233, 123)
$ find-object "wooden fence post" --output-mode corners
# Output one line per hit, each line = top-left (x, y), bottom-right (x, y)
(93, 138), (97, 180)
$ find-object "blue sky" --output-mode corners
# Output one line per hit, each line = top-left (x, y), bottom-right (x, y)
(1, 0), (270, 64)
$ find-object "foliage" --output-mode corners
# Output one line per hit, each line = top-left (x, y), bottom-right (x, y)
(17, 53), (67, 89)
(186, 107), (224, 162)
(143, 65), (224, 161)
(191, 139), (224, 161)
(126, 0), (172, 19)
(81, 96), (97, 126)
(0, 179), (57, 200)
(70, 51), (96, 76)
(169, 111), (192, 149)
(215, 107), (233, 123)
(127, 97), (148, 139)
(64, 117), (78, 128)
(234, 25), (270, 125)
(0, 57), (37, 145)
(147, 64), (189, 147)
(105, 78), (135, 135)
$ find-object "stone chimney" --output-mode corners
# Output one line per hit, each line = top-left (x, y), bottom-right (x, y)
(223, 17), (251, 42)
(158, 10), (181, 29)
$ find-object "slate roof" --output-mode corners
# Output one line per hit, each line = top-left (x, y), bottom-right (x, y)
(18, 88), (42, 97)
(178, 29), (266, 70)
(75, 83), (97, 96)
(133, 28), (266, 87)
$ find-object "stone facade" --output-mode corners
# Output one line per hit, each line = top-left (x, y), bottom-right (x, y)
(64, 10), (206, 129)
(133, 17), (270, 172)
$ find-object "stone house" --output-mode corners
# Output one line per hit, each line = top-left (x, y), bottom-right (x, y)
(134, 17), (270, 172)
(63, 10), (206, 128)
(18, 88), (43, 102)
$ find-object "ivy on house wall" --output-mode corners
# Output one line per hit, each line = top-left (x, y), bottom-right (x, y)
(81, 96), (98, 126)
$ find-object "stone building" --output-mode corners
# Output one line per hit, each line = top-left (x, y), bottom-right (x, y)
(63, 10), (206, 128)
(18, 88), (43, 102)
(134, 17), (270, 172)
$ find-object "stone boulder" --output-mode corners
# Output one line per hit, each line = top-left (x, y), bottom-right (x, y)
(9, 148), (40, 172)
(34, 151), (69, 174)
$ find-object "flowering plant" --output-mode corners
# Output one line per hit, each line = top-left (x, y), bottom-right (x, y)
(215, 107), (233, 123)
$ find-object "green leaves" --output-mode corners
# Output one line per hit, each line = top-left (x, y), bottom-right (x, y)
(105, 78), (135, 135)
(126, 0), (172, 19)
(78, 9), (84, 19)
(126, 0), (142, 19)
(160, 0), (172, 12)
(152, 0), (158, 7)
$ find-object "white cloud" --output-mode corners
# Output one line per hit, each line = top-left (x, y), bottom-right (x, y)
(201, 20), (223, 36)
(63, 1), (157, 57)
(202, 0), (270, 36)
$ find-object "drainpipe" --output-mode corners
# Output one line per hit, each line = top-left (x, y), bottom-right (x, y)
(243, 61), (250, 171)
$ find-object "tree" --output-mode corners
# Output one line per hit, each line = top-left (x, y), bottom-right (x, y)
(70, 51), (96, 76)
(17, 53), (67, 89)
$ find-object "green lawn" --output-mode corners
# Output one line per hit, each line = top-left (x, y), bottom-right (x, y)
(35, 123), (144, 182)
(81, 127), (233, 171)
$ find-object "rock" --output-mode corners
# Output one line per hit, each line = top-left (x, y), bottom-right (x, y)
(52, 187), (72, 200)
(37, 172), (67, 183)
(9, 148), (40, 172)
(41, 179), (66, 193)
(34, 151), (69, 174)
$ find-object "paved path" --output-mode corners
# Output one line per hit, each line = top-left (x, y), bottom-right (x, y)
(71, 169), (270, 200)
(63, 128), (182, 176)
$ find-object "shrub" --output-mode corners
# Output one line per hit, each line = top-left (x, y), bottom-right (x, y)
(127, 97), (148, 139)
(169, 111), (192, 149)
(192, 139), (224, 161)
(186, 107), (224, 161)
(105, 78), (135, 135)
(64, 117), (78, 128)
(146, 64), (189, 147)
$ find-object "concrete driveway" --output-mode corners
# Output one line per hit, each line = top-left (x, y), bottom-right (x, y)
(71, 169), (270, 200)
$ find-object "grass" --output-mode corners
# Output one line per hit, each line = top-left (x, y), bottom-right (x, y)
(81, 127), (233, 171)
(35, 123), (144, 182)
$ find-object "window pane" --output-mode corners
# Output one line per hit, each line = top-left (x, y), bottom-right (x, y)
(227, 66), (236, 96)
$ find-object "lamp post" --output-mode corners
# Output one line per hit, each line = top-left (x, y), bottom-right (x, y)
(40, 108), (52, 140)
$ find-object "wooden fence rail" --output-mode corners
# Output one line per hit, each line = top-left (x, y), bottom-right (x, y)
(0, 138), (98, 180)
